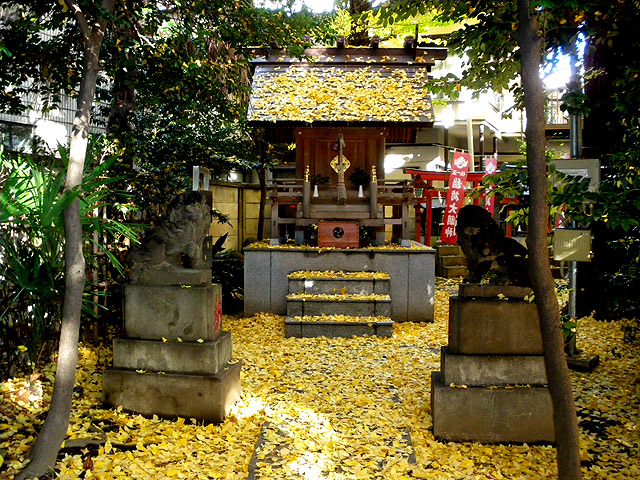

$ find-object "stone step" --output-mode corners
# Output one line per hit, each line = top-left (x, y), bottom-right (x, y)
(103, 360), (242, 424)
(436, 243), (462, 256)
(440, 347), (547, 387)
(288, 271), (390, 295)
(438, 254), (468, 267)
(286, 293), (391, 317)
(285, 315), (393, 338)
(431, 371), (554, 443)
(112, 332), (232, 375)
(437, 265), (468, 278)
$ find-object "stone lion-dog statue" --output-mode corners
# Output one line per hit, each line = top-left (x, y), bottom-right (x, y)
(128, 191), (212, 281)
(455, 204), (531, 287)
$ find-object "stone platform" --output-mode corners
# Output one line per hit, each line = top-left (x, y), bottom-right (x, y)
(431, 284), (554, 443)
(103, 270), (241, 423)
(284, 271), (393, 338)
(284, 317), (393, 338)
(244, 245), (435, 322)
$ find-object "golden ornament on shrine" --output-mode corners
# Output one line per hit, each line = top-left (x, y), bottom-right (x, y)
(330, 155), (351, 174)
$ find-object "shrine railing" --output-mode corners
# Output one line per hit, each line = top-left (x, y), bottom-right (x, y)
(268, 177), (415, 242)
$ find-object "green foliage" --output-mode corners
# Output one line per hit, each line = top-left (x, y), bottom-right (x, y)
(310, 173), (329, 186)
(474, 145), (592, 230)
(96, 0), (329, 219)
(0, 140), (138, 379)
(347, 167), (371, 186)
(211, 233), (244, 314)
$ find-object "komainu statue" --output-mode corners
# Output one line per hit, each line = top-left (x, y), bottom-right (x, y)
(128, 191), (212, 281)
(455, 204), (531, 287)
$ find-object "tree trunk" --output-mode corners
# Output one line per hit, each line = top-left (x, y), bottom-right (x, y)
(516, 2), (582, 479)
(348, 0), (371, 46)
(17, 2), (113, 477)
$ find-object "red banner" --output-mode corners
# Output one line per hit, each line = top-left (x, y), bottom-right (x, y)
(483, 156), (498, 215)
(440, 152), (471, 244)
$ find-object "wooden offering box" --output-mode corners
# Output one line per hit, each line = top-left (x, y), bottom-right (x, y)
(318, 221), (360, 248)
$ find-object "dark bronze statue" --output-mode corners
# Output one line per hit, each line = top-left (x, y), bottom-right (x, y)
(455, 204), (531, 287)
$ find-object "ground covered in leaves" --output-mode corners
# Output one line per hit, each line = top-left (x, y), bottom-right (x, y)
(1, 279), (639, 479)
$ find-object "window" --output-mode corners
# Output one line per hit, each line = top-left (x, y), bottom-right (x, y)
(0, 122), (35, 152)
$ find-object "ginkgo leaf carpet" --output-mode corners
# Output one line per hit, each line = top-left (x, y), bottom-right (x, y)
(1, 279), (639, 479)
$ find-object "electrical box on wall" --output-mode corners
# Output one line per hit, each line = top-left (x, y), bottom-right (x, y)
(553, 229), (592, 262)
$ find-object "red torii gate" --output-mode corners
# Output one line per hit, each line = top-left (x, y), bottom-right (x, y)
(404, 168), (486, 243)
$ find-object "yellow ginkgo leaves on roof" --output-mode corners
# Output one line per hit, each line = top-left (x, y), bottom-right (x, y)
(248, 65), (434, 124)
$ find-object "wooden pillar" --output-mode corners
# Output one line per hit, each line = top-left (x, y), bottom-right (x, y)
(370, 166), (378, 219)
(377, 130), (385, 180)
(270, 199), (279, 243)
(303, 165), (310, 218)
(401, 201), (409, 240)
(425, 190), (434, 246)
(415, 203), (422, 243)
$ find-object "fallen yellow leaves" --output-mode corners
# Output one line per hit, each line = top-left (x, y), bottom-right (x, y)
(248, 64), (434, 124)
(288, 270), (390, 279)
(287, 292), (390, 301)
(246, 241), (422, 251)
(290, 314), (390, 324)
(1, 278), (639, 479)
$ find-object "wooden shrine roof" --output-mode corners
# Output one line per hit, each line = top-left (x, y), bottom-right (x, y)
(247, 47), (447, 127)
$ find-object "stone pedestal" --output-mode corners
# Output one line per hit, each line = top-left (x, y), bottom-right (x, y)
(103, 269), (241, 423)
(431, 285), (555, 443)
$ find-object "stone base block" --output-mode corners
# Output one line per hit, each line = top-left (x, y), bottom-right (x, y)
(449, 296), (543, 355)
(112, 331), (232, 375)
(458, 284), (533, 299)
(431, 371), (554, 444)
(124, 283), (222, 341)
(288, 277), (390, 296)
(284, 318), (393, 338)
(244, 247), (435, 322)
(133, 268), (212, 286)
(102, 361), (241, 423)
(287, 298), (391, 317)
(440, 347), (547, 386)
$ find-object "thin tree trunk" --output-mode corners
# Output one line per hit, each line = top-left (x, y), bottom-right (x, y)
(17, 2), (113, 478)
(516, 2), (582, 479)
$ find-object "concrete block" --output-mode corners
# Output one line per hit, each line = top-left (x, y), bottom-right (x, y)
(459, 284), (533, 299)
(284, 318), (393, 338)
(436, 244), (461, 256)
(373, 279), (390, 295)
(440, 347), (547, 386)
(287, 299), (303, 316)
(441, 265), (468, 278)
(449, 296), (543, 355)
(243, 250), (272, 315)
(133, 269), (211, 286)
(112, 332), (232, 375)
(431, 372), (554, 444)
(244, 248), (435, 322)
(102, 361), (241, 424)
(439, 255), (466, 267)
(124, 283), (222, 341)
(294, 278), (384, 296)
(288, 279), (305, 294)
(287, 298), (391, 317)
